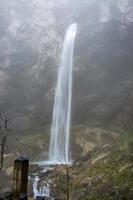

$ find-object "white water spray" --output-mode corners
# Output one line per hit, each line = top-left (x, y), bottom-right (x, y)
(49, 23), (77, 164)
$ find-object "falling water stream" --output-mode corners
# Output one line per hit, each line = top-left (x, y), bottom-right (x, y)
(49, 23), (77, 164)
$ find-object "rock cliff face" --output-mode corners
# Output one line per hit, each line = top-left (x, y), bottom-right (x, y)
(0, 0), (133, 131)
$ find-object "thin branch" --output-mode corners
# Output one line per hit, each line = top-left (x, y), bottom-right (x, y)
(0, 105), (30, 171)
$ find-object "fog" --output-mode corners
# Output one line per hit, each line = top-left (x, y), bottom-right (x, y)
(0, 0), (133, 198)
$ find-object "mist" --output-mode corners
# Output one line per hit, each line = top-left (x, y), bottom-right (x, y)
(0, 0), (133, 199)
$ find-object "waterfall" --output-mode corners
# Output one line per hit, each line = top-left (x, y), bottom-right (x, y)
(49, 23), (77, 164)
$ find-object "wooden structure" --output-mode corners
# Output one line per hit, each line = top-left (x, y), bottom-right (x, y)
(12, 157), (29, 199)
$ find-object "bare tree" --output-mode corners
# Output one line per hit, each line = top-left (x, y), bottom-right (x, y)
(0, 105), (11, 170)
(0, 104), (30, 171)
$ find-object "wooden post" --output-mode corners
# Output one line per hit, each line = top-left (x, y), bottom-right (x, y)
(12, 157), (29, 199)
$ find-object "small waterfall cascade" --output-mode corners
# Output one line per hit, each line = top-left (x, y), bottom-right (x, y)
(49, 23), (77, 164)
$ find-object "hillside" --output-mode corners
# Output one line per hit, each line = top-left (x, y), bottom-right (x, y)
(0, 127), (133, 199)
(51, 131), (133, 200)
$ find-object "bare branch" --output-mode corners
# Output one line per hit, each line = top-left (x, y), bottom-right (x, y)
(0, 104), (30, 171)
